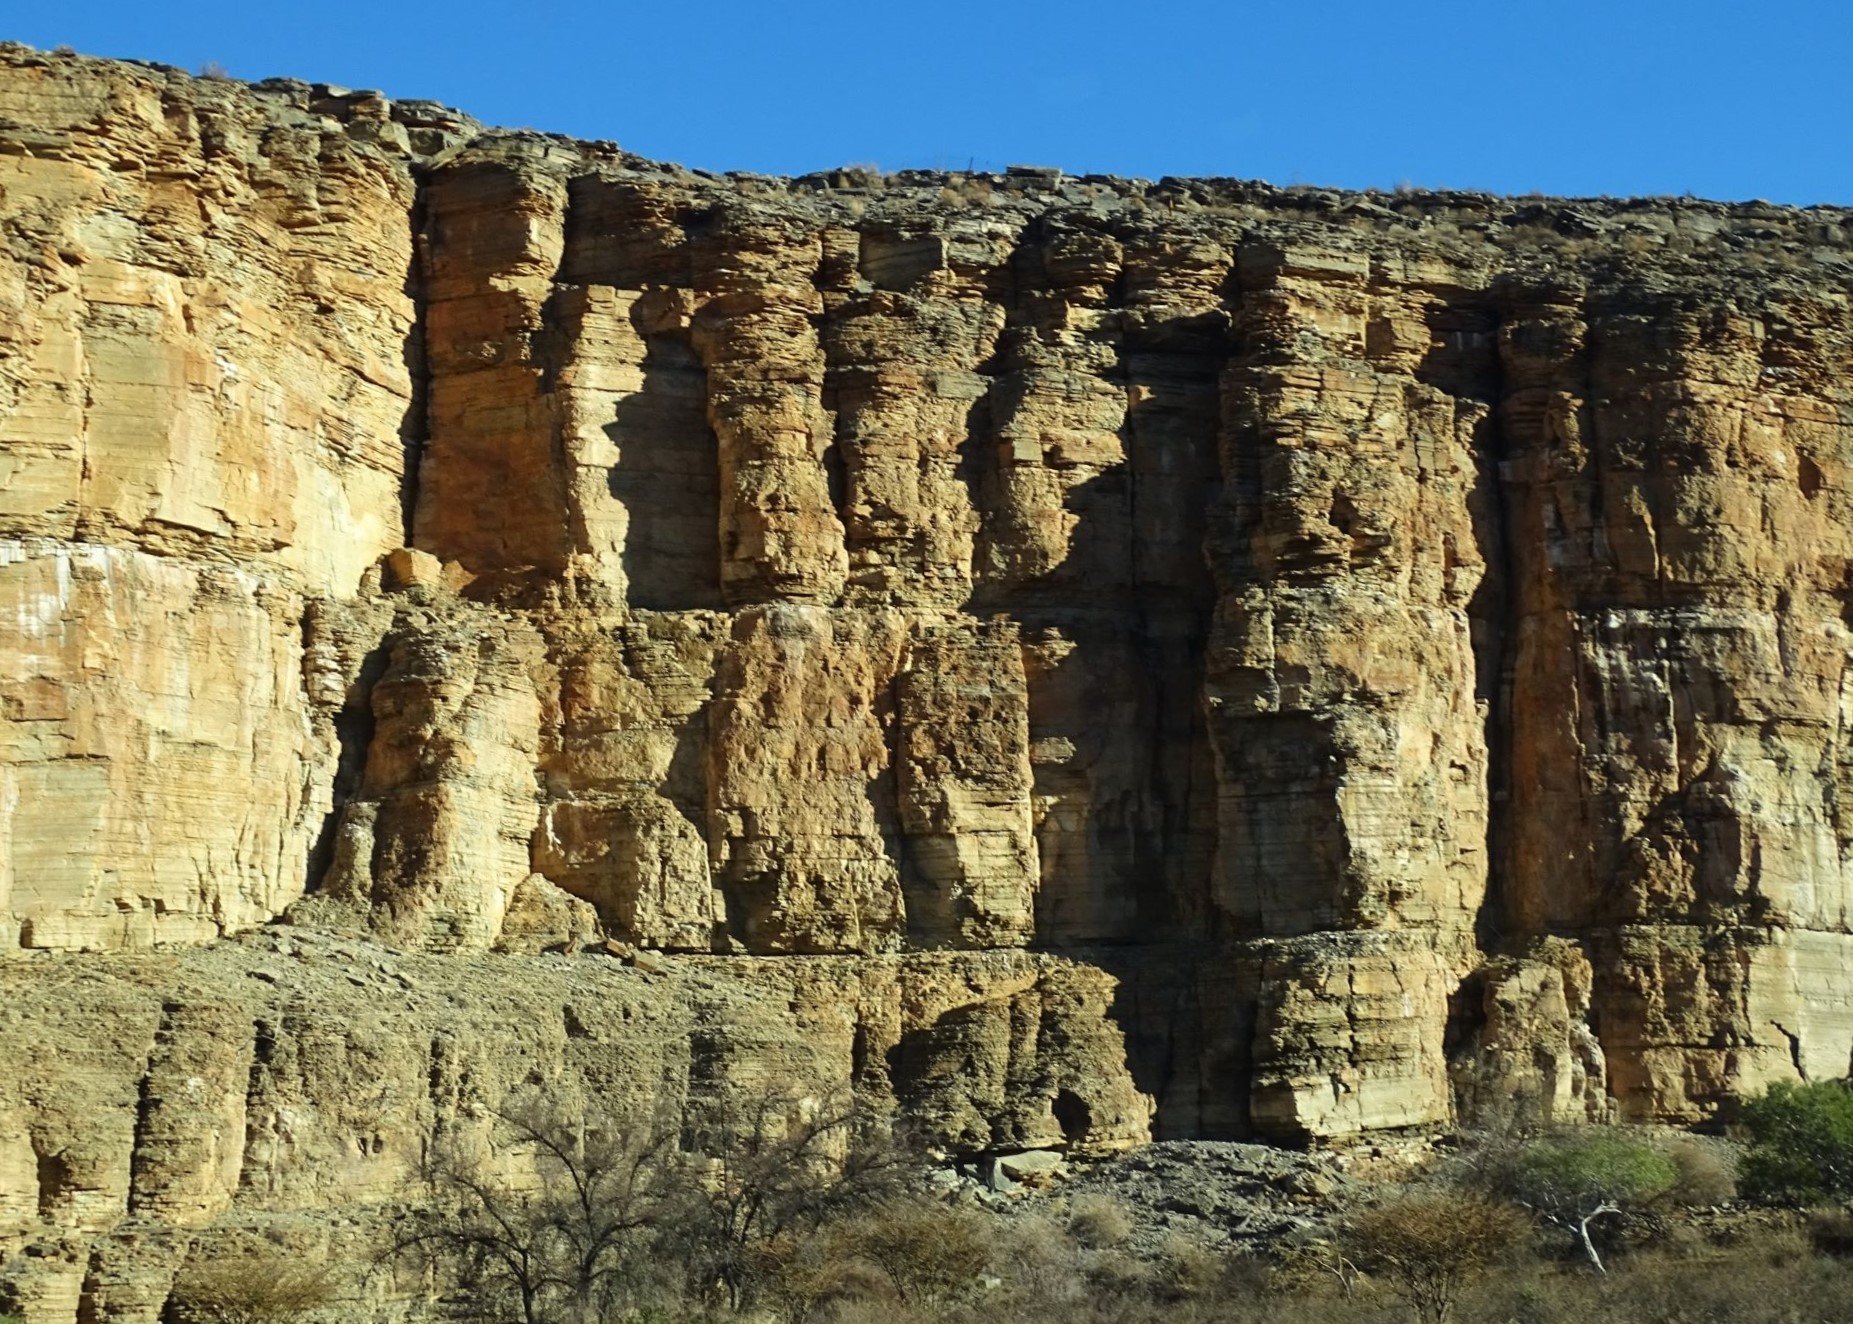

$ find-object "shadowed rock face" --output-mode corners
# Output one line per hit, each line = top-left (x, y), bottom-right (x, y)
(3, 44), (1853, 1277)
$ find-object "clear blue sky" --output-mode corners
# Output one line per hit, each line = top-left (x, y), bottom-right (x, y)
(12, 2), (1850, 204)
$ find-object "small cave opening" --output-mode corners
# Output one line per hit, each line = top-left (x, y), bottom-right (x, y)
(1800, 453), (1826, 500)
(822, 437), (849, 520)
(849, 1023), (870, 1085)
(35, 1147), (70, 1218)
(1328, 490), (1357, 539)
(1053, 1089), (1092, 1145)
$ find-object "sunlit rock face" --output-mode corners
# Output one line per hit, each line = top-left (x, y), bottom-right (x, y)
(4, 55), (1853, 1307)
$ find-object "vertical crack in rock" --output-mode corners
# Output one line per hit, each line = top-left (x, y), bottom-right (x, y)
(301, 599), (394, 895)
(1775, 1021), (1806, 1078)
(400, 167), (433, 548)
(1066, 220), (1241, 1137)
(124, 1011), (166, 1218)
(1464, 305), (1518, 953)
(1206, 238), (1512, 1140)
(127, 999), (250, 1224)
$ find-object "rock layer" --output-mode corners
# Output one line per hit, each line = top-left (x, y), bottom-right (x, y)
(4, 50), (1853, 1309)
(0, 932), (1146, 1320)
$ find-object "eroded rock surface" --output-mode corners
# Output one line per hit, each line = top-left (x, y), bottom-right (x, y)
(4, 43), (1853, 1319)
(0, 932), (1145, 1319)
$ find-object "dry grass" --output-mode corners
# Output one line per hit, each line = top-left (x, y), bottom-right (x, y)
(1809, 1206), (1853, 1258)
(1067, 1194), (1134, 1249)
(1665, 1138), (1739, 1205)
(1341, 1192), (1529, 1324)
(170, 1252), (335, 1324)
(938, 177), (996, 210)
(792, 1207), (1853, 1324)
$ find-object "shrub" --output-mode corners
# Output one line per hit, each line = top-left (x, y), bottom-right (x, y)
(832, 1196), (990, 1304)
(1809, 1206), (1853, 1259)
(1081, 1247), (1160, 1304)
(1577, 1232), (1853, 1323)
(1067, 1193), (1133, 1249)
(1341, 1192), (1528, 1324)
(1485, 1132), (1678, 1271)
(1152, 1235), (1224, 1300)
(1272, 1234), (1364, 1299)
(978, 1213), (1099, 1318)
(1664, 1137), (1738, 1205)
(1739, 1080), (1853, 1204)
(752, 1230), (879, 1323)
(170, 1252), (335, 1324)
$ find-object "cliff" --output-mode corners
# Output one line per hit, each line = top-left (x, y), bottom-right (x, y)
(3, 41), (1853, 1319)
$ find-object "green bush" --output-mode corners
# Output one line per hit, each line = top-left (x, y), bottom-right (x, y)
(1485, 1132), (1678, 1271)
(1511, 1133), (1678, 1209)
(1739, 1080), (1853, 1205)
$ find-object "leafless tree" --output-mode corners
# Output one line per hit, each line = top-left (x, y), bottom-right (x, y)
(391, 1082), (914, 1321)
(663, 1083), (910, 1311)
(393, 1092), (681, 1324)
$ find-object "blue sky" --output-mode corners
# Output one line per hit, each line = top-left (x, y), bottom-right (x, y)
(12, 2), (1850, 204)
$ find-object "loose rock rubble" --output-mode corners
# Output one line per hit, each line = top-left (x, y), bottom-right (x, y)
(1010, 1142), (1361, 1252)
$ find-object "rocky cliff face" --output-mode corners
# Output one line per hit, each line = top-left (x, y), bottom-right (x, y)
(4, 40), (1853, 1319)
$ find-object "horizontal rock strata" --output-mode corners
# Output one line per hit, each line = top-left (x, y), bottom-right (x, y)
(0, 933), (1144, 1319)
(4, 40), (1853, 1320)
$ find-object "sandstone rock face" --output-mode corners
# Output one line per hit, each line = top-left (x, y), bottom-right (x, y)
(5, 45), (1853, 1317)
(0, 50), (417, 957)
(1, 543), (315, 950)
(0, 934), (1146, 1320)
